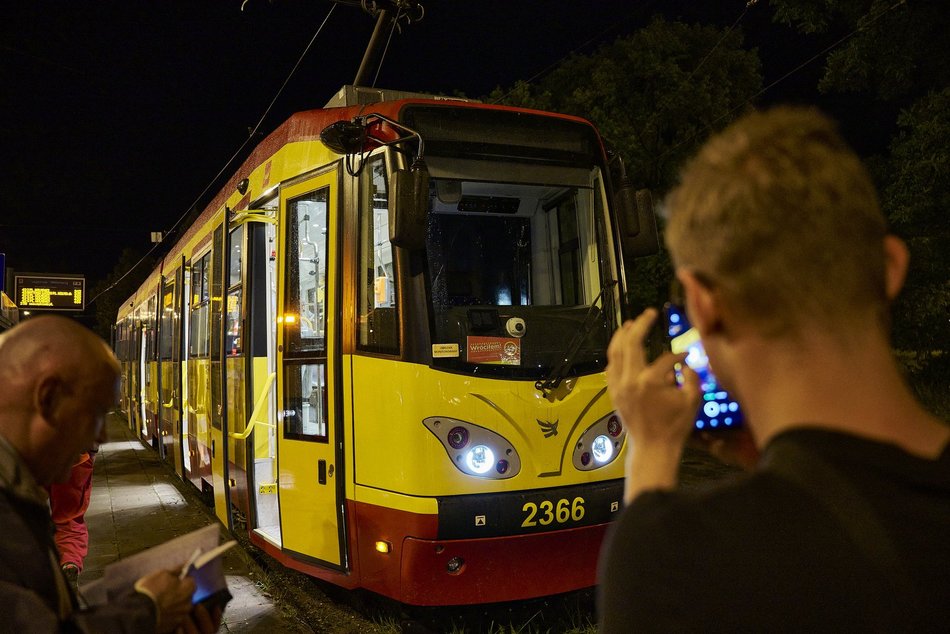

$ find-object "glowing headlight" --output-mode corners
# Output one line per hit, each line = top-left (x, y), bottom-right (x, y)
(573, 412), (626, 471)
(591, 434), (613, 464)
(465, 445), (495, 474)
(423, 417), (520, 479)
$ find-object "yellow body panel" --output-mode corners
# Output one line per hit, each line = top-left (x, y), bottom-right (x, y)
(250, 356), (274, 460)
(186, 358), (213, 473)
(225, 356), (247, 474)
(350, 355), (625, 508)
(353, 484), (439, 516)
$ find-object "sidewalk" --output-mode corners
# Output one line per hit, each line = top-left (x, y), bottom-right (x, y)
(80, 413), (311, 633)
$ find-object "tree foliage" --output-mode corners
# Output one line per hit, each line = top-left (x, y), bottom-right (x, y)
(884, 89), (950, 415)
(770, 0), (949, 416)
(771, 0), (949, 101)
(489, 17), (763, 311)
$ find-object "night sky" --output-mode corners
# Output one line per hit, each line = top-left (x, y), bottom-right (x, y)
(0, 0), (854, 306)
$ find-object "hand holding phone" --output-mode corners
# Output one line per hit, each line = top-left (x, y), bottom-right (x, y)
(664, 303), (743, 431)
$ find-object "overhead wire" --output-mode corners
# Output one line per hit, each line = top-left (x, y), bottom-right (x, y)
(88, 3), (338, 307)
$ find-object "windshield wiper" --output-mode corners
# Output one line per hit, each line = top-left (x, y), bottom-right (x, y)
(535, 280), (617, 398)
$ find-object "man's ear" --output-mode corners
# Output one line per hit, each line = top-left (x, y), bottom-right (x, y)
(883, 234), (910, 301)
(676, 269), (722, 337)
(35, 375), (66, 428)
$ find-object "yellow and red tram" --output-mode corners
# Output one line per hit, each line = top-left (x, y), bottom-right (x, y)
(114, 85), (656, 605)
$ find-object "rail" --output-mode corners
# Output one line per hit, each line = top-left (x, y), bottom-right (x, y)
(229, 372), (277, 440)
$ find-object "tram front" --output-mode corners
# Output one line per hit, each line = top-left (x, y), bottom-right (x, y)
(337, 101), (655, 606)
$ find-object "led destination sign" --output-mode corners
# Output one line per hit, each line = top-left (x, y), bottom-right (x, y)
(14, 275), (85, 311)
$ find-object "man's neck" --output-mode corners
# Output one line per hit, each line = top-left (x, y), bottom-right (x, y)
(732, 328), (949, 459)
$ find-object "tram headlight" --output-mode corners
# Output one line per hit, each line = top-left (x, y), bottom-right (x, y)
(573, 413), (626, 471)
(423, 416), (521, 479)
(591, 434), (613, 464)
(464, 445), (494, 474)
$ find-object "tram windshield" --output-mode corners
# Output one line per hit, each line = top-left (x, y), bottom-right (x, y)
(424, 168), (615, 380)
(390, 106), (619, 380)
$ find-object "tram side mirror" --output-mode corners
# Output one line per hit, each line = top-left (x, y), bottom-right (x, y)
(614, 184), (641, 237)
(616, 187), (660, 258)
(319, 120), (367, 155)
(389, 160), (430, 251)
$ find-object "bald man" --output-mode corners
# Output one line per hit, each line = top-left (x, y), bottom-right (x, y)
(0, 316), (219, 633)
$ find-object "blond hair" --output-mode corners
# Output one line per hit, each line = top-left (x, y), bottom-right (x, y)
(664, 106), (888, 336)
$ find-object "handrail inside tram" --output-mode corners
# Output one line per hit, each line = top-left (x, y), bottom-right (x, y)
(229, 372), (277, 440)
(230, 209), (277, 228)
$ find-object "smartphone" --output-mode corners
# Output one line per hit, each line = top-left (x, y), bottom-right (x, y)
(663, 303), (743, 431)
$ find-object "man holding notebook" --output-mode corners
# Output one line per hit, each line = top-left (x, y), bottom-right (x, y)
(0, 315), (221, 633)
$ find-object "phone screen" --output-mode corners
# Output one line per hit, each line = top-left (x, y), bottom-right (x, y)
(664, 303), (743, 431)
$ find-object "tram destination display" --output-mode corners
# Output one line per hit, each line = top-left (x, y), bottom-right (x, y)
(14, 274), (85, 311)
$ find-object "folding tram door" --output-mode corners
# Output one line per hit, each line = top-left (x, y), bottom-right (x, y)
(275, 168), (346, 568)
(158, 268), (184, 475)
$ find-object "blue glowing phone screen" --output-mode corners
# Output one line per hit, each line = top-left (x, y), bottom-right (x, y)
(665, 304), (743, 431)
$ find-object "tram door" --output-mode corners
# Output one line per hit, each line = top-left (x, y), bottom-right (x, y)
(210, 224), (233, 529)
(249, 219), (281, 544)
(277, 169), (345, 567)
(159, 271), (183, 474)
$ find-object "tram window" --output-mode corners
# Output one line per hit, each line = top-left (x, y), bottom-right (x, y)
(228, 225), (243, 287)
(114, 322), (125, 361)
(145, 294), (158, 363)
(284, 189), (328, 356)
(226, 226), (243, 356)
(226, 289), (242, 356)
(555, 196), (581, 305)
(189, 252), (211, 357)
(283, 362), (328, 441)
(159, 279), (176, 360)
(357, 156), (399, 353)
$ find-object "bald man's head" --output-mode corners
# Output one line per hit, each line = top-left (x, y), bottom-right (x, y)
(0, 316), (119, 484)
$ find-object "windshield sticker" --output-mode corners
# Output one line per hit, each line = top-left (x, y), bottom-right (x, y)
(432, 343), (460, 358)
(467, 336), (521, 365)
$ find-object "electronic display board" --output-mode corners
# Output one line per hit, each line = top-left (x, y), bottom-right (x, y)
(14, 275), (85, 311)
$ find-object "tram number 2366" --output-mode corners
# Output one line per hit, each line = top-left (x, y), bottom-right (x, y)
(521, 496), (586, 528)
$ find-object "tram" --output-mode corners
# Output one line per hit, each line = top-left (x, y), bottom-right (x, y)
(113, 83), (658, 606)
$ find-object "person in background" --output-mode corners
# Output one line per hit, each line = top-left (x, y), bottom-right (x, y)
(599, 106), (949, 632)
(46, 448), (97, 591)
(0, 315), (220, 633)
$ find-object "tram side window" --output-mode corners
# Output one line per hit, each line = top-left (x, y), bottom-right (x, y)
(284, 363), (328, 439)
(189, 252), (211, 357)
(226, 225), (244, 356)
(145, 294), (158, 363)
(283, 189), (329, 442)
(553, 196), (581, 306)
(357, 156), (399, 353)
(284, 190), (328, 356)
(159, 279), (176, 360)
(115, 322), (127, 361)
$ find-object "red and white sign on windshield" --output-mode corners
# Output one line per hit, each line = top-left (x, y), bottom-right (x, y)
(466, 336), (521, 365)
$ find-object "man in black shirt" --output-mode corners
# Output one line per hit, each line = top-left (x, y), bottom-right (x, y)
(599, 107), (949, 632)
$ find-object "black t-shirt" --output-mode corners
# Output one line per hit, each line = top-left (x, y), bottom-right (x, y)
(597, 429), (950, 633)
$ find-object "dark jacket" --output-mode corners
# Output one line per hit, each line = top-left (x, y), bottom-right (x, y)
(0, 437), (157, 634)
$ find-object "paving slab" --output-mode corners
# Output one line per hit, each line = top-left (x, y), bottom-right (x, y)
(79, 413), (311, 633)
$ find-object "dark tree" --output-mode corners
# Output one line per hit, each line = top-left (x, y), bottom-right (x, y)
(489, 16), (763, 312)
(770, 0), (950, 419)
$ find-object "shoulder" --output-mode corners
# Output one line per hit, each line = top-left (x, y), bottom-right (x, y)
(605, 474), (797, 554)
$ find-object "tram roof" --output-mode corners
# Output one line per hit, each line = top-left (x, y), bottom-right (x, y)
(143, 86), (600, 294)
